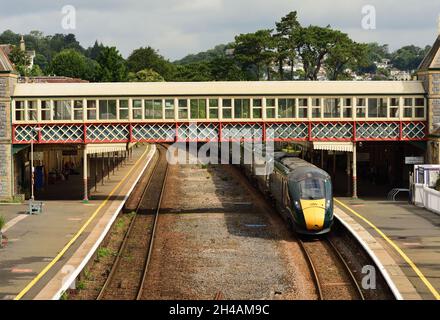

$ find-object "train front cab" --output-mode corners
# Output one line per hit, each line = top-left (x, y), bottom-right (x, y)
(287, 171), (333, 235)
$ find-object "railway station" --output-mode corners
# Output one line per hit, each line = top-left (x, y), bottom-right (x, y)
(1, 33), (440, 301)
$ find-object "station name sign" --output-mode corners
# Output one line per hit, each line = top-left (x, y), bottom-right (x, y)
(405, 156), (424, 165)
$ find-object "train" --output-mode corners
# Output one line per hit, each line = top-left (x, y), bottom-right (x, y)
(239, 144), (334, 235)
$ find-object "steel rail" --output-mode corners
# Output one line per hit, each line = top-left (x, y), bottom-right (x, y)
(96, 148), (161, 300)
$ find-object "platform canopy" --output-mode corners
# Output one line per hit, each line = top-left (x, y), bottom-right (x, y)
(313, 141), (354, 152)
(84, 143), (136, 155)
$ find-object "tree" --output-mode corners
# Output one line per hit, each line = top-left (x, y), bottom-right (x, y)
(234, 29), (275, 80)
(128, 68), (165, 82)
(172, 62), (212, 82)
(209, 56), (245, 81)
(175, 44), (230, 65)
(96, 47), (127, 82)
(325, 38), (368, 80)
(275, 11), (301, 80)
(127, 47), (175, 80)
(391, 45), (431, 71)
(8, 46), (31, 75)
(86, 40), (105, 60)
(49, 49), (88, 78)
(357, 42), (391, 74)
(296, 26), (346, 80)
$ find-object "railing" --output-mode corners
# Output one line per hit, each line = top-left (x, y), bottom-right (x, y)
(414, 184), (440, 215)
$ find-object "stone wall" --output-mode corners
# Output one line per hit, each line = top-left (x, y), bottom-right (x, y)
(0, 73), (17, 201)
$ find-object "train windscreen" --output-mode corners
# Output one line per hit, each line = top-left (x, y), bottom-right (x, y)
(298, 177), (326, 200)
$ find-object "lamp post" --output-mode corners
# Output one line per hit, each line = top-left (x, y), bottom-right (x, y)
(30, 127), (42, 201)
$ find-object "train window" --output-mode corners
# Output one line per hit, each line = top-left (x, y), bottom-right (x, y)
(298, 178), (325, 200)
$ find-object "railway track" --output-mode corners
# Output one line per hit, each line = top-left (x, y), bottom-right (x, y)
(298, 237), (365, 300)
(97, 145), (168, 300)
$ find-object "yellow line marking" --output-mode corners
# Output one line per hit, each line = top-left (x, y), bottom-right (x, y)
(14, 147), (150, 300)
(334, 198), (440, 300)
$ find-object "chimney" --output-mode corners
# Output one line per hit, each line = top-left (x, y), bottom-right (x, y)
(20, 35), (25, 52)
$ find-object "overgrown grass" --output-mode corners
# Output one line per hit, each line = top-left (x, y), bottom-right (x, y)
(96, 247), (112, 262)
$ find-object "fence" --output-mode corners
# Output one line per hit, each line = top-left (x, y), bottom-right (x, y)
(414, 184), (440, 215)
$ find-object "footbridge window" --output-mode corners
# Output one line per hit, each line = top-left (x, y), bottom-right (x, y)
(164, 99), (175, 119)
(27, 100), (37, 121)
(190, 99), (207, 119)
(87, 100), (97, 120)
(41, 100), (51, 121)
(53, 100), (72, 121)
(132, 99), (142, 120)
(15, 100), (25, 121)
(234, 99), (251, 118)
(178, 99), (188, 119)
(368, 98), (387, 118)
(298, 98), (308, 118)
(145, 99), (163, 119)
(73, 100), (83, 120)
(119, 100), (129, 120)
(99, 100), (117, 120)
(266, 98), (276, 118)
(278, 98), (295, 118)
(222, 99), (232, 119)
(209, 99), (219, 119)
(252, 98), (262, 118)
(323, 98), (340, 118)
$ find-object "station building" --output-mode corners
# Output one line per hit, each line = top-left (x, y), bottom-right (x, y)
(1, 35), (440, 201)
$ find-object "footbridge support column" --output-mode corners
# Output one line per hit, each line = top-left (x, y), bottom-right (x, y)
(352, 142), (358, 199)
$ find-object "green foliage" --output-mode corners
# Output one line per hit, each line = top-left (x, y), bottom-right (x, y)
(0, 215), (5, 231)
(127, 47), (174, 80)
(128, 68), (165, 82)
(274, 11), (301, 80)
(8, 46), (31, 76)
(76, 280), (86, 291)
(234, 29), (275, 80)
(97, 247), (112, 260)
(49, 49), (88, 79)
(174, 44), (230, 65)
(391, 45), (431, 71)
(325, 39), (368, 80)
(96, 47), (127, 82)
(172, 62), (213, 82)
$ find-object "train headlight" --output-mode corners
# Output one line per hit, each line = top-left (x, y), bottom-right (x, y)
(294, 201), (302, 211)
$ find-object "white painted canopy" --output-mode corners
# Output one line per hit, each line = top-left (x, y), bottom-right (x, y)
(313, 141), (354, 152)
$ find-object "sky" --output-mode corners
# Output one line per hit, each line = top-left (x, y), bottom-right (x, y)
(1, 0), (440, 60)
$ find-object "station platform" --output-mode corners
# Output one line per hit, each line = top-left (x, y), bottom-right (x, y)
(335, 198), (440, 300)
(0, 144), (154, 300)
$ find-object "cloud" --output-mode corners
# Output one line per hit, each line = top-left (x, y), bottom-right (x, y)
(0, 0), (439, 60)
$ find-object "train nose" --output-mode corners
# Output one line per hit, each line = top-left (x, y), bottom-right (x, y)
(302, 207), (325, 231)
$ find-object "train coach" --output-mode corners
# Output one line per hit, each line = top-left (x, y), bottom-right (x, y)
(239, 144), (334, 235)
